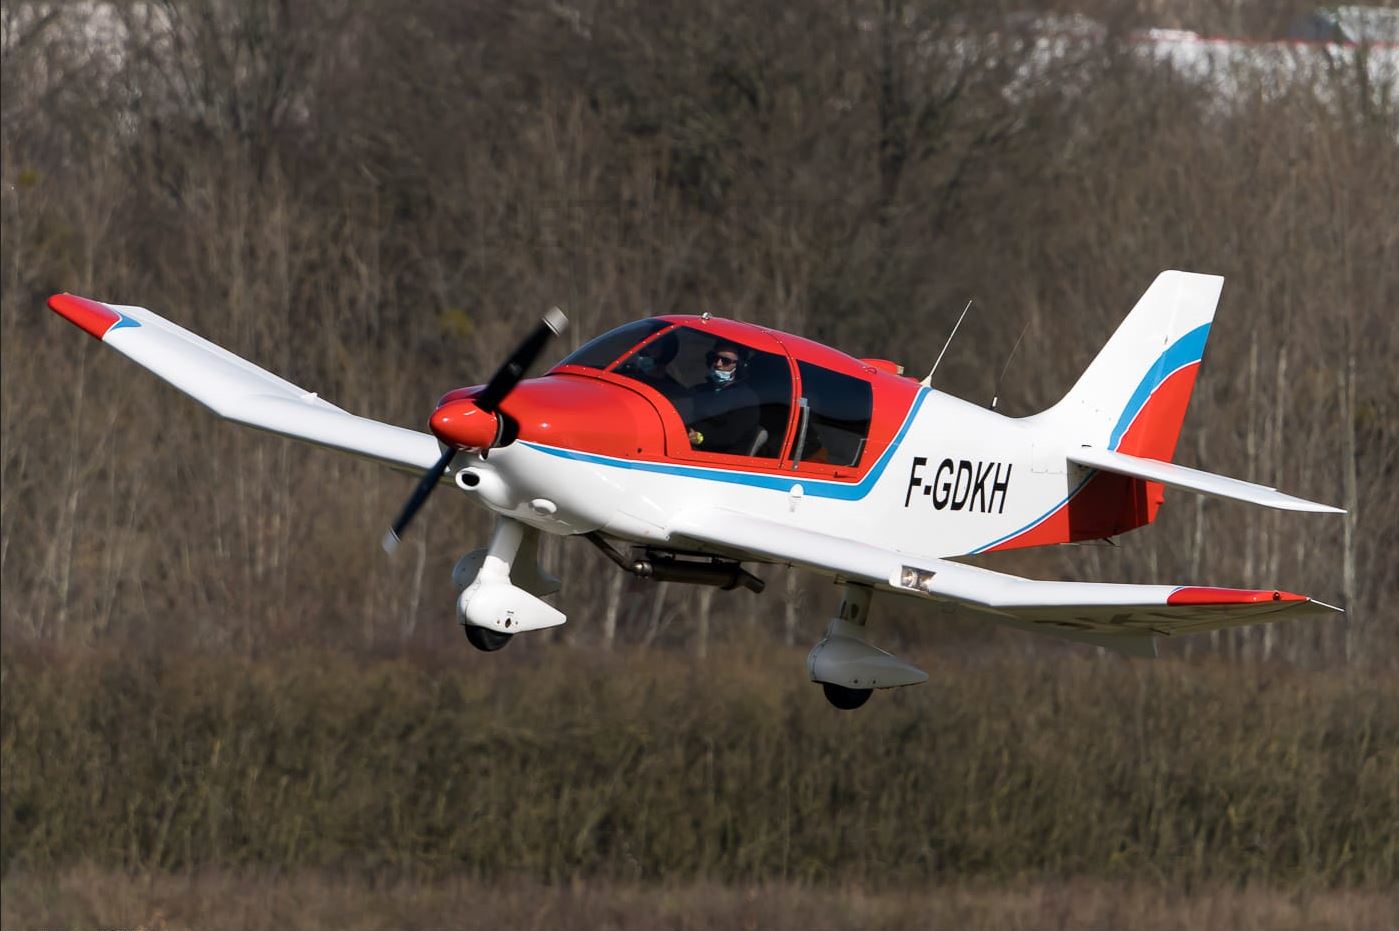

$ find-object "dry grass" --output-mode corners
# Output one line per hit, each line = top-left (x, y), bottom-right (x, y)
(3, 643), (1395, 890)
(2, 868), (1395, 930)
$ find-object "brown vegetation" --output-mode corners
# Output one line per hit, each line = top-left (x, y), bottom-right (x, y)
(4, 644), (1396, 886)
(4, 869), (1397, 931)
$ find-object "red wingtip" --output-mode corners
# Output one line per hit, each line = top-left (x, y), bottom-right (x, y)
(1168, 586), (1308, 606)
(48, 293), (121, 340)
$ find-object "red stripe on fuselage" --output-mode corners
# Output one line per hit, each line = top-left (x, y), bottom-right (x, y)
(981, 470), (1152, 552)
(48, 293), (122, 340)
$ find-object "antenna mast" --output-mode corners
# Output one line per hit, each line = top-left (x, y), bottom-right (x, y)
(990, 319), (1030, 411)
(921, 299), (973, 388)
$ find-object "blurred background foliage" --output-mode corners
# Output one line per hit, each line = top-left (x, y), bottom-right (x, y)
(2, 0), (1393, 661)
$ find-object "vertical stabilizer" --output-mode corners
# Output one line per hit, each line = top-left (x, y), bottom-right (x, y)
(1044, 270), (1223, 461)
(981, 272), (1225, 552)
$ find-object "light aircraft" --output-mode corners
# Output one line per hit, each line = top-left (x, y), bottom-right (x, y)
(47, 271), (1343, 709)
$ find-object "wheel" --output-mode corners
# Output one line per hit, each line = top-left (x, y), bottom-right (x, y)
(822, 682), (873, 710)
(464, 624), (512, 652)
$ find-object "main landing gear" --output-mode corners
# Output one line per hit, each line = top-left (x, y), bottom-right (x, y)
(807, 583), (928, 711)
(452, 522), (926, 712)
(821, 682), (873, 710)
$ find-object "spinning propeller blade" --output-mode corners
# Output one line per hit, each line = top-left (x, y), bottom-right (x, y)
(474, 307), (568, 412)
(382, 307), (568, 554)
(382, 446), (457, 554)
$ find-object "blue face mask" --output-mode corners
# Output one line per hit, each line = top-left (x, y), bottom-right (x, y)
(635, 354), (657, 373)
(708, 367), (735, 385)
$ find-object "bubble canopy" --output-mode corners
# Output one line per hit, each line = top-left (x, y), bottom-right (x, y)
(550, 316), (882, 468)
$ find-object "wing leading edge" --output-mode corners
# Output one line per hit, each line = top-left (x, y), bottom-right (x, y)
(667, 509), (1340, 656)
(48, 293), (442, 473)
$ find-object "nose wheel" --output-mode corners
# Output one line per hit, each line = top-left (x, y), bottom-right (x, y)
(454, 518), (565, 653)
(464, 624), (512, 652)
(822, 682), (872, 710)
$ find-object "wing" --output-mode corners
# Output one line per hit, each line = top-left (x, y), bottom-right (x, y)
(667, 509), (1341, 657)
(1068, 446), (1343, 513)
(48, 293), (442, 473)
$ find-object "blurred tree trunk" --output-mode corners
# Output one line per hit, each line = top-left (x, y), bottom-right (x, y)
(601, 566), (624, 651)
(783, 567), (801, 646)
(696, 586), (715, 660)
(643, 581), (670, 647)
(1340, 345), (1358, 662)
(876, 0), (907, 212)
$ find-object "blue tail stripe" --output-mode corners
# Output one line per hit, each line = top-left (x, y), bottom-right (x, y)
(1107, 323), (1210, 450)
(972, 322), (1212, 553)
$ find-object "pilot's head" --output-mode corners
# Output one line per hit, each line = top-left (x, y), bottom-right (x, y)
(705, 343), (745, 386)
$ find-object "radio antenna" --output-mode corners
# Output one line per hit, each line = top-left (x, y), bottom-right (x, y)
(990, 319), (1030, 411)
(921, 298), (973, 388)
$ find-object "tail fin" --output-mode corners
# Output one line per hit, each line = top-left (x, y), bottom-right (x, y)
(982, 272), (1335, 554)
(1046, 270), (1223, 461)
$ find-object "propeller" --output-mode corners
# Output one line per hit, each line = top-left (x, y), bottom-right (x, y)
(382, 447), (458, 554)
(382, 307), (568, 554)
(475, 308), (568, 412)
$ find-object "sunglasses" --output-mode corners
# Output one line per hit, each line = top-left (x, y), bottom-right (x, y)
(707, 353), (740, 367)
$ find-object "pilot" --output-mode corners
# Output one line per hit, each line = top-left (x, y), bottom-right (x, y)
(686, 342), (762, 454)
(625, 332), (687, 402)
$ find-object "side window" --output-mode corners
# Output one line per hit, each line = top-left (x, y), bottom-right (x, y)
(556, 319), (669, 370)
(614, 327), (792, 459)
(795, 362), (873, 467)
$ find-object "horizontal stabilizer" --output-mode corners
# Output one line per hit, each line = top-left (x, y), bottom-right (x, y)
(1068, 446), (1344, 513)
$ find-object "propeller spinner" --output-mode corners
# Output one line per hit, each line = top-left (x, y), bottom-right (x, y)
(382, 308), (568, 554)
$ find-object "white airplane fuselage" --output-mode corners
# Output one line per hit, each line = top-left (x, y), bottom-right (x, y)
(464, 387), (1095, 564)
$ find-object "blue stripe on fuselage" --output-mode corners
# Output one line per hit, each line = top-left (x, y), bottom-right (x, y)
(521, 388), (931, 501)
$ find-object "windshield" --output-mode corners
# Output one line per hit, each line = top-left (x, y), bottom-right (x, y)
(613, 326), (793, 459)
(556, 319), (670, 370)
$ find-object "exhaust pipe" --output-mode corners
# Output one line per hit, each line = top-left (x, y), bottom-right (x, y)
(631, 554), (765, 593)
(584, 533), (765, 593)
